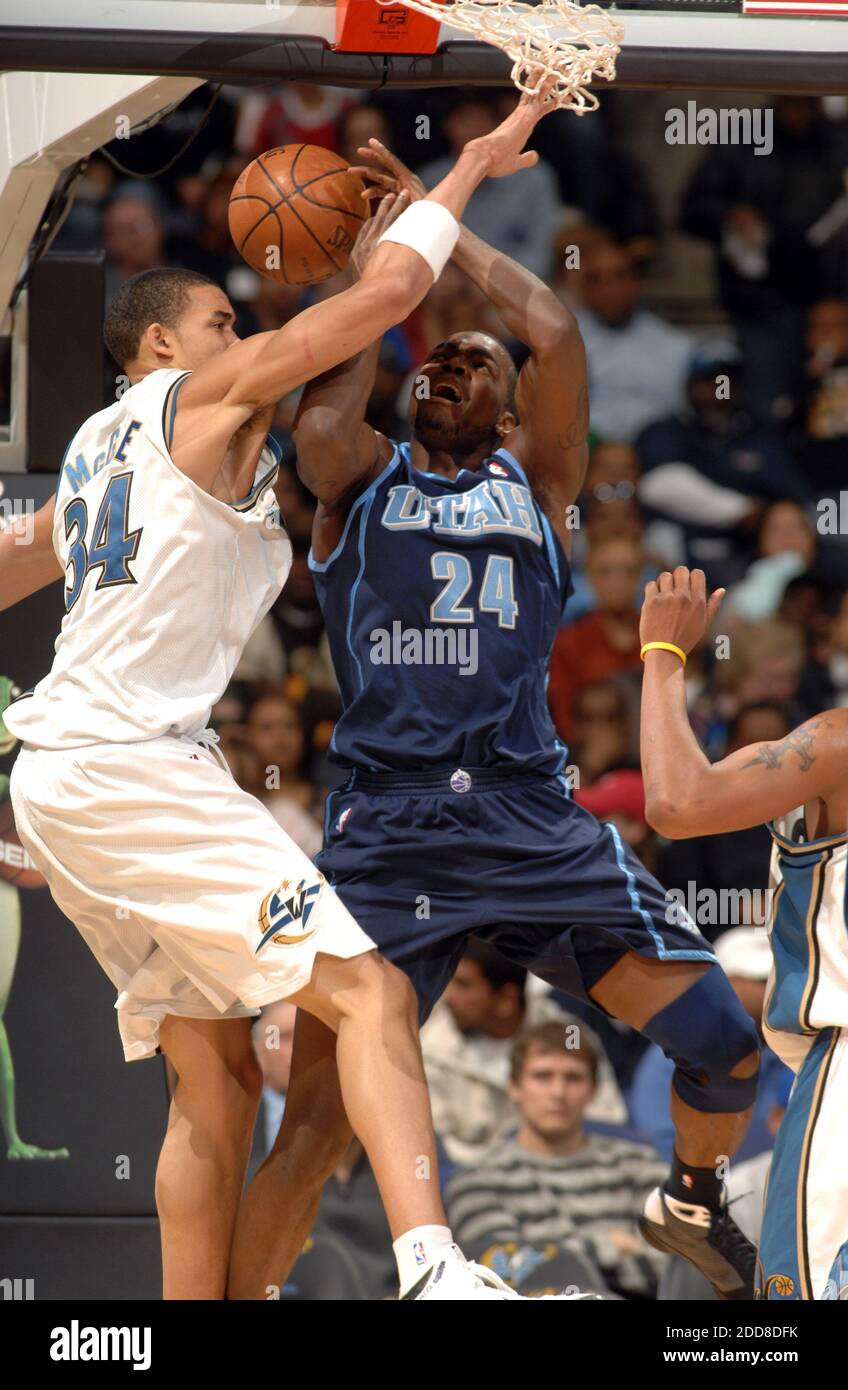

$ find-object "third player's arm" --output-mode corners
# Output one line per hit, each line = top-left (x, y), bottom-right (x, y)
(642, 654), (846, 838)
(639, 567), (847, 836)
(0, 498), (62, 613)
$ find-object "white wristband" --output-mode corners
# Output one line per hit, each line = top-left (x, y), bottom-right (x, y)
(377, 200), (460, 280)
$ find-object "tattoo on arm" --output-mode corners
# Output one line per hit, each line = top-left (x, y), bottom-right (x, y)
(741, 718), (829, 774)
(556, 384), (589, 451)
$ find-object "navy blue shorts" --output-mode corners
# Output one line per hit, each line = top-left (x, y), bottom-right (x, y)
(318, 766), (717, 1023)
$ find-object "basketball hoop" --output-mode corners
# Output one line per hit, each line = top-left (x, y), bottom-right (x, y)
(380, 0), (624, 114)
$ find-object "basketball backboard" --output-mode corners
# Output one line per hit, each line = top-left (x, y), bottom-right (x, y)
(1, 0), (848, 92)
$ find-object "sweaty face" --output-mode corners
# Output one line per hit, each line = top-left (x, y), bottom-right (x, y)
(167, 285), (240, 370)
(412, 333), (512, 460)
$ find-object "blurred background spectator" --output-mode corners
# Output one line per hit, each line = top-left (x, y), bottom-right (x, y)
(682, 96), (848, 426)
(548, 537), (644, 743)
(446, 1022), (668, 1298)
(570, 235), (693, 442)
(421, 940), (628, 1168)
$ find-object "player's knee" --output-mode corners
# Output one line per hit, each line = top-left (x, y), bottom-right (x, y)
(730, 1048), (760, 1080)
(641, 965), (761, 1113)
(344, 950), (418, 1026)
(172, 1039), (263, 1130)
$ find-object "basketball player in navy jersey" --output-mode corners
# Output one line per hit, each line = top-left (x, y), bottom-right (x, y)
(227, 145), (761, 1301)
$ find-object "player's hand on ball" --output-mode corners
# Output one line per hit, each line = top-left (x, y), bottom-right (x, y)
(351, 141), (428, 207)
(640, 567), (725, 658)
(349, 188), (411, 280)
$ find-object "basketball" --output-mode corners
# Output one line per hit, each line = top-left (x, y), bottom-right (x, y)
(0, 795), (45, 889)
(229, 144), (368, 287)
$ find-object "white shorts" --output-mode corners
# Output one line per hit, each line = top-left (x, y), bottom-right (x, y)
(10, 735), (374, 1062)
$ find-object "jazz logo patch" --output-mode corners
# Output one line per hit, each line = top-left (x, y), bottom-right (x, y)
(257, 876), (322, 951)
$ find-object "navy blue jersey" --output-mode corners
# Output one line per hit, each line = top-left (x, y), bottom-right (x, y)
(310, 442), (571, 773)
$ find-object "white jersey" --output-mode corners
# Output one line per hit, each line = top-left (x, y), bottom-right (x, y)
(762, 807), (848, 1072)
(5, 368), (292, 749)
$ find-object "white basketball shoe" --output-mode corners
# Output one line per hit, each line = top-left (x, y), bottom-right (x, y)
(402, 1244), (604, 1300)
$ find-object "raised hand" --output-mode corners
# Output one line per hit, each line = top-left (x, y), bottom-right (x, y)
(464, 75), (556, 179)
(640, 567), (725, 659)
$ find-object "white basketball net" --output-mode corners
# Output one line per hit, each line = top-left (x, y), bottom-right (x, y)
(380, 0), (624, 114)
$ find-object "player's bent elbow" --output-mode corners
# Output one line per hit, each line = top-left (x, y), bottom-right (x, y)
(645, 795), (686, 838)
(293, 414), (353, 478)
(535, 308), (578, 356)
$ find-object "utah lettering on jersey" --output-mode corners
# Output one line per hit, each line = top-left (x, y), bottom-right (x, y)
(381, 478), (543, 545)
(62, 420), (142, 495)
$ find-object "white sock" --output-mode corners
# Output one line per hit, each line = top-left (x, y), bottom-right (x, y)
(393, 1224), (455, 1295)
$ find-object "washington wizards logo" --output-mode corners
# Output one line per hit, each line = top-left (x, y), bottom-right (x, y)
(257, 876), (322, 951)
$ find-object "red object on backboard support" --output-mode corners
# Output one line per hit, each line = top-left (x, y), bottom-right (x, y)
(335, 0), (445, 54)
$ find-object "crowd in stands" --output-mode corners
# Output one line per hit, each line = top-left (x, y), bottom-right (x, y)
(50, 79), (848, 1297)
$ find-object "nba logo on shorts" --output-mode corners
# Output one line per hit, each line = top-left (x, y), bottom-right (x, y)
(257, 875), (322, 951)
(413, 1240), (427, 1265)
(337, 806), (353, 834)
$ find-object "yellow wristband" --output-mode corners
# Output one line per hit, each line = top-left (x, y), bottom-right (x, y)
(640, 641), (687, 666)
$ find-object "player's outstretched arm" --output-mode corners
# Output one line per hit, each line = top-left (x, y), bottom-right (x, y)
(639, 567), (846, 837)
(354, 137), (588, 537)
(0, 498), (62, 613)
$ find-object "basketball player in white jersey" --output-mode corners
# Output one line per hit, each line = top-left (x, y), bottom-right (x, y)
(0, 91), (561, 1301)
(639, 566), (848, 1299)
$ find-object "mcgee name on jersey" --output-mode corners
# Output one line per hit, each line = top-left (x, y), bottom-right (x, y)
(62, 420), (143, 496)
(381, 479), (543, 545)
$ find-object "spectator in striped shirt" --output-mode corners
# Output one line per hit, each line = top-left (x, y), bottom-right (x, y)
(446, 1022), (668, 1299)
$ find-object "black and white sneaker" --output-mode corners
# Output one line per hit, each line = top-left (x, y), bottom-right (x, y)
(639, 1187), (756, 1300)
